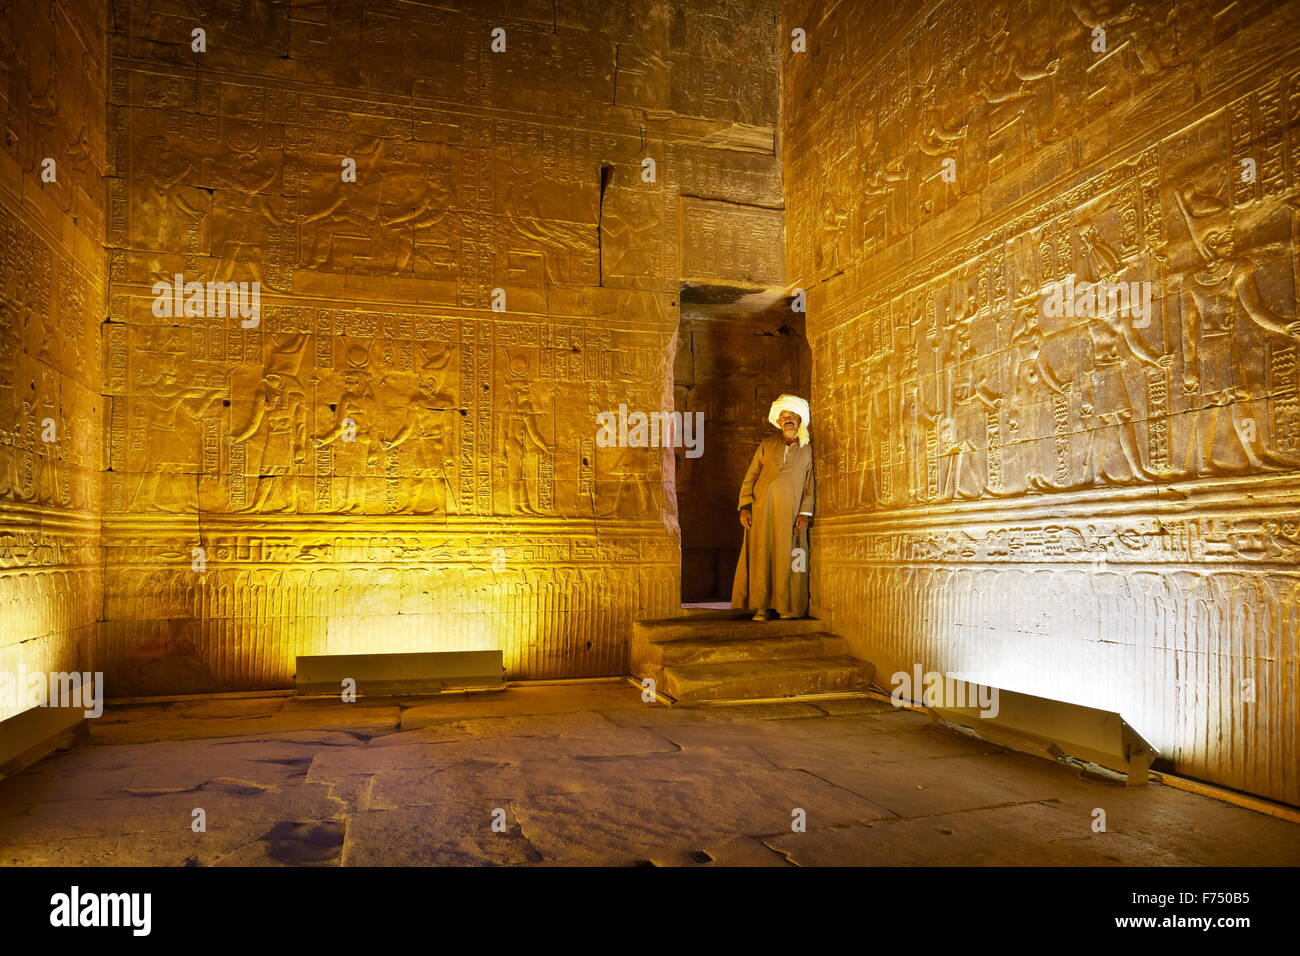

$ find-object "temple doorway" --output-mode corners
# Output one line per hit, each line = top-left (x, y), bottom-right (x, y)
(672, 283), (811, 606)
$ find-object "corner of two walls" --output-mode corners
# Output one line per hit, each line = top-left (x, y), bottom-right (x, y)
(0, 0), (107, 751)
(784, 0), (1300, 806)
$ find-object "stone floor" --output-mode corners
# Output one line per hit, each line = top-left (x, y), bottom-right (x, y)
(0, 681), (1296, 866)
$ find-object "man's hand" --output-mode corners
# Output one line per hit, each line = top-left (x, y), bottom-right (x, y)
(739, 509), (752, 530)
(795, 514), (809, 532)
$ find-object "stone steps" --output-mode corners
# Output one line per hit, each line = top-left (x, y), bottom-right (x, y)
(656, 632), (850, 668)
(664, 655), (875, 703)
(631, 610), (874, 704)
(633, 612), (825, 644)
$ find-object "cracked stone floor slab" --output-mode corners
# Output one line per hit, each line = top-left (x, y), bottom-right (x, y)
(0, 682), (1296, 866)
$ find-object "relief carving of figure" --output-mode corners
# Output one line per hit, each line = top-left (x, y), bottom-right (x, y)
(936, 297), (1001, 501)
(897, 300), (934, 503)
(861, 338), (901, 508)
(0, 315), (21, 498)
(1004, 281), (1074, 493)
(229, 369), (304, 513)
(1077, 226), (1172, 485)
(300, 139), (385, 271)
(380, 344), (459, 515)
(136, 134), (206, 251)
(915, 73), (969, 159)
(1174, 185), (1300, 475)
(860, 138), (906, 199)
(1070, 0), (1175, 111)
(312, 344), (381, 513)
(976, 2), (1060, 137)
(600, 187), (661, 280)
(815, 162), (853, 275)
(498, 353), (552, 516)
(595, 442), (657, 519)
(32, 362), (66, 508)
(211, 121), (291, 289)
(133, 355), (221, 512)
(379, 158), (455, 274)
(27, 51), (59, 130)
(981, 6), (1061, 97)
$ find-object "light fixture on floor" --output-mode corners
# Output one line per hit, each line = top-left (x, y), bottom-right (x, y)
(294, 650), (506, 698)
(925, 678), (1158, 785)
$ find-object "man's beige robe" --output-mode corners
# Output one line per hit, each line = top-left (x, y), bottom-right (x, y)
(731, 435), (815, 617)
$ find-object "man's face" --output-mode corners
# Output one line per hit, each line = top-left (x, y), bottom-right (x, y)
(777, 410), (801, 437)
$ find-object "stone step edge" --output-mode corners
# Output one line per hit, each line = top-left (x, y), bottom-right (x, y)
(622, 675), (881, 708)
(663, 657), (874, 703)
(669, 690), (878, 708)
(651, 631), (844, 652)
(664, 654), (872, 677)
(634, 621), (828, 643)
(636, 616), (825, 629)
(648, 635), (850, 668)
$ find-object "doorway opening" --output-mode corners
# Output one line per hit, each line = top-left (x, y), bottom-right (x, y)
(672, 282), (811, 607)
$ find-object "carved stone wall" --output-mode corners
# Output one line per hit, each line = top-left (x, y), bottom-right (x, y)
(0, 0), (107, 722)
(783, 0), (1300, 804)
(100, 0), (784, 694)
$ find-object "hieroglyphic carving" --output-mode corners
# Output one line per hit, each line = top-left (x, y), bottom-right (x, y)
(783, 0), (1300, 806)
(89, 0), (781, 696)
(679, 197), (784, 286)
(797, 133), (1300, 506)
(1, 0), (107, 723)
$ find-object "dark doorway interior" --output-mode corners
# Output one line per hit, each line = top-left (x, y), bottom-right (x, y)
(674, 283), (811, 605)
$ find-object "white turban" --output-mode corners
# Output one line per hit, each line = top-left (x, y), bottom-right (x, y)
(768, 394), (810, 447)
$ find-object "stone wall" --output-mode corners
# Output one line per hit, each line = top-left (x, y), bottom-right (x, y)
(0, 0), (107, 723)
(99, 0), (785, 694)
(782, 0), (1300, 804)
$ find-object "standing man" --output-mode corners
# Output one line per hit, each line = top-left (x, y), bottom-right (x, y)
(732, 395), (815, 620)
